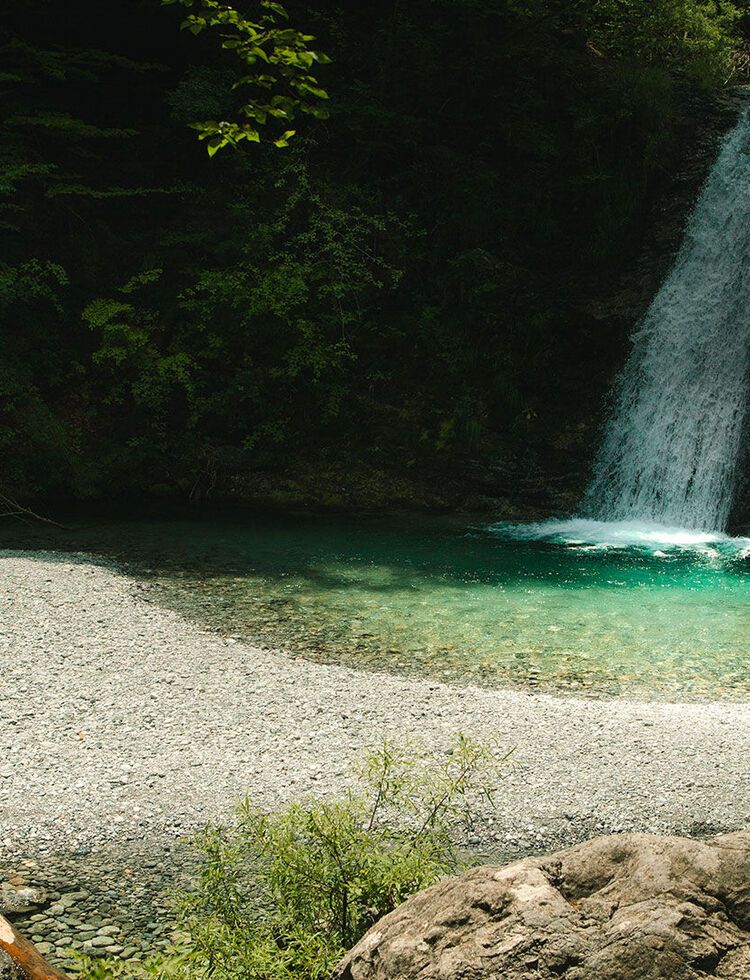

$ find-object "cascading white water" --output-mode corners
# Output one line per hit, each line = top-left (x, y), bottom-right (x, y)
(582, 108), (750, 533)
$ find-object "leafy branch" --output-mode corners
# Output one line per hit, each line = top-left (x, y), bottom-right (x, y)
(162, 0), (330, 154)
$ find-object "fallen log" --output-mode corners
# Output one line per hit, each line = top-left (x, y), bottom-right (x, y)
(0, 914), (69, 980)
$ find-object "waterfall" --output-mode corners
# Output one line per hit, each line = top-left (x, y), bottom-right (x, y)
(582, 108), (750, 532)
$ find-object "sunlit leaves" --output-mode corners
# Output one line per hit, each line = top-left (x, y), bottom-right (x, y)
(162, 0), (330, 153)
(273, 128), (295, 147)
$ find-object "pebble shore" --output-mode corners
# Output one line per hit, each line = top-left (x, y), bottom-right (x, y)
(1, 843), (190, 969)
(2, 549), (750, 965)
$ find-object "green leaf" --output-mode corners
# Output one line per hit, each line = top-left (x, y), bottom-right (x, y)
(262, 1), (289, 18)
(166, 0), (330, 154)
(273, 129), (296, 147)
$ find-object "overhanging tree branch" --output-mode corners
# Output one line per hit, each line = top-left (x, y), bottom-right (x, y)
(162, 0), (330, 154)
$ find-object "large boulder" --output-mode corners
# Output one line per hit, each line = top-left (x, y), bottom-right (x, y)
(335, 830), (750, 979)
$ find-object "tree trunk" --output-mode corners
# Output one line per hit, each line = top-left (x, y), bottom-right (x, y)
(0, 915), (70, 980)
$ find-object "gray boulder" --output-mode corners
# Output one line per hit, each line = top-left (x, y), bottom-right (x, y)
(336, 830), (750, 979)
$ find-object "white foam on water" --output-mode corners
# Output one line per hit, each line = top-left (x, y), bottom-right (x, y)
(487, 517), (750, 557)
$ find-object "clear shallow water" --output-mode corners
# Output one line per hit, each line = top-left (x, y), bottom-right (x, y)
(6, 514), (750, 700)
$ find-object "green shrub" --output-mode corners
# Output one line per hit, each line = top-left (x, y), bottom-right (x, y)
(73, 951), (191, 978)
(77, 735), (505, 979)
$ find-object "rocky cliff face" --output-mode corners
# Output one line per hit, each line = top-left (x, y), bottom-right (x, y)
(336, 829), (750, 980)
(592, 88), (743, 329)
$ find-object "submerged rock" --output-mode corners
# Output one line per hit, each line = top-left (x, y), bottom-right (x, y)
(336, 830), (750, 979)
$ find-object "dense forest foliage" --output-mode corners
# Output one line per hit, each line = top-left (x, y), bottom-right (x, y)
(2, 0), (749, 509)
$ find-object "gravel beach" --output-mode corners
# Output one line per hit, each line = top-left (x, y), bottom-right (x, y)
(1, 549), (748, 855)
(2, 547), (749, 966)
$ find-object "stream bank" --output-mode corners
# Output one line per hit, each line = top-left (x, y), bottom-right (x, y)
(3, 549), (749, 849)
(1, 843), (190, 969)
(3, 548), (750, 968)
